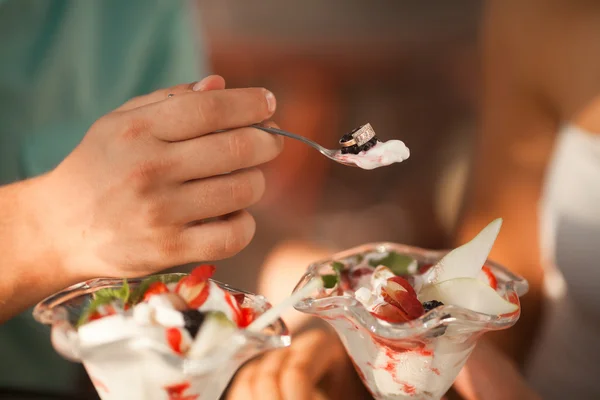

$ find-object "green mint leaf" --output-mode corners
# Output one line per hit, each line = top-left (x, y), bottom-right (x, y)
(331, 261), (345, 274)
(321, 274), (338, 289)
(76, 279), (131, 328)
(368, 252), (415, 276)
(355, 254), (365, 264)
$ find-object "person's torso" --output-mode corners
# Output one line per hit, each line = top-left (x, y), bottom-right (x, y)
(527, 124), (600, 399)
(0, 0), (207, 395)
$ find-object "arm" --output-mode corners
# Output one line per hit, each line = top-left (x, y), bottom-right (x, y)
(455, 0), (559, 364)
(0, 176), (81, 322)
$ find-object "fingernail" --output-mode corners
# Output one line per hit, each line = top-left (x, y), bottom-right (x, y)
(265, 90), (276, 113)
(192, 78), (209, 92)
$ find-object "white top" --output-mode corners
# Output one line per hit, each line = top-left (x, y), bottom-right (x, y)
(526, 124), (600, 399)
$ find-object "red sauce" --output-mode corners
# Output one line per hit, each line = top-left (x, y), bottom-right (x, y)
(164, 381), (199, 400)
(402, 383), (416, 395)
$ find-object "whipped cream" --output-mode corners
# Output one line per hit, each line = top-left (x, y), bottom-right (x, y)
(335, 140), (410, 170)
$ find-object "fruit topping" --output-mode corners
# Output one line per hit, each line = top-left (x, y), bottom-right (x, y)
(426, 218), (502, 284)
(418, 278), (518, 315)
(175, 276), (210, 309)
(371, 303), (410, 324)
(422, 300), (444, 312)
(191, 264), (216, 280)
(142, 282), (170, 302)
(381, 277), (424, 319)
(181, 309), (206, 338)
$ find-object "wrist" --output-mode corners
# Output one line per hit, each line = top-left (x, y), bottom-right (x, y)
(17, 174), (85, 288)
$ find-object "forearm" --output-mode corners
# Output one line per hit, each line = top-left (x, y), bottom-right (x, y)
(0, 176), (79, 322)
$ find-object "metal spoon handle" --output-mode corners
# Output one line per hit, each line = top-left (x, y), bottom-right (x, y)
(250, 124), (327, 153)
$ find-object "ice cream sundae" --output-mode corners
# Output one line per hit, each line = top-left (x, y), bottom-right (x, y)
(293, 219), (528, 400)
(33, 265), (292, 400)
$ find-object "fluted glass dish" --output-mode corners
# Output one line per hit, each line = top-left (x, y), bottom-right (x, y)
(293, 243), (528, 400)
(33, 274), (290, 400)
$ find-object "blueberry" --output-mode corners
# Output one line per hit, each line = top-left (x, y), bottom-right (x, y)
(422, 300), (444, 312)
(181, 309), (206, 338)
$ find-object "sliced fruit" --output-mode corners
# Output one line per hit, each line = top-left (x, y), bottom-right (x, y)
(142, 282), (170, 302)
(165, 327), (192, 355)
(188, 311), (236, 358)
(175, 276), (210, 309)
(237, 307), (256, 328)
(479, 266), (498, 290)
(190, 264), (216, 280)
(418, 278), (518, 315)
(381, 277), (424, 319)
(371, 303), (410, 324)
(232, 293), (246, 306)
(166, 327), (184, 355)
(387, 276), (417, 297)
(427, 218), (503, 284)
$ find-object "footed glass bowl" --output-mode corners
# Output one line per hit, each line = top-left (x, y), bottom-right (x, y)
(33, 274), (290, 400)
(293, 243), (528, 400)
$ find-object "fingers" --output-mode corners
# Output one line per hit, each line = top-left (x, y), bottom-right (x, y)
(227, 360), (257, 400)
(279, 330), (340, 400)
(116, 75), (226, 112)
(227, 330), (340, 400)
(169, 168), (265, 223)
(133, 87), (276, 141)
(252, 349), (290, 400)
(166, 122), (284, 180)
(177, 210), (256, 262)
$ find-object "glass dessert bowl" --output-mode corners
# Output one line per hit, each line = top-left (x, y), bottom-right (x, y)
(33, 267), (290, 400)
(292, 219), (528, 400)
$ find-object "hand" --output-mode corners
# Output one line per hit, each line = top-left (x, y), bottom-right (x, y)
(452, 339), (541, 400)
(227, 328), (371, 400)
(32, 75), (283, 281)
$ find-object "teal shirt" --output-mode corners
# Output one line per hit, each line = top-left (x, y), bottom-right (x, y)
(0, 0), (207, 394)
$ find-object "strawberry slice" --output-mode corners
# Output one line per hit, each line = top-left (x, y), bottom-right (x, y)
(166, 327), (184, 355)
(371, 303), (410, 324)
(232, 293), (246, 306)
(142, 282), (170, 302)
(175, 276), (210, 309)
(481, 266), (498, 290)
(237, 307), (256, 328)
(381, 277), (424, 319)
(88, 304), (117, 322)
(191, 264), (216, 281)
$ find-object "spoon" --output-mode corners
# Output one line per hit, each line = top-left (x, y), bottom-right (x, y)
(250, 123), (377, 167)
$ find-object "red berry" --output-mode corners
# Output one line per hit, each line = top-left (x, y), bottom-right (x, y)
(190, 264), (216, 281)
(142, 282), (170, 302)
